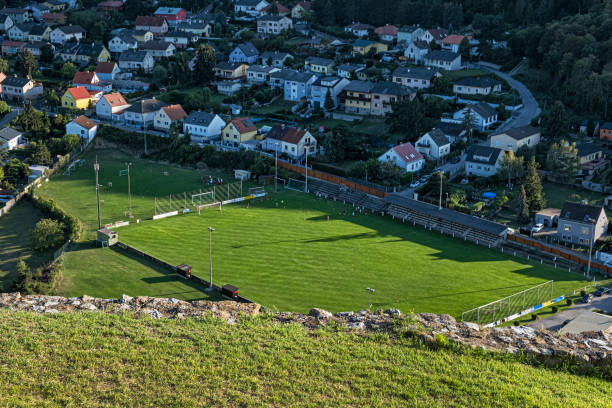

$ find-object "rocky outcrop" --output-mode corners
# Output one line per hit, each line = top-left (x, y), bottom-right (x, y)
(0, 293), (610, 372)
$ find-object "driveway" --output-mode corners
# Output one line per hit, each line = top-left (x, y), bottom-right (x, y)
(0, 105), (22, 128)
(475, 63), (541, 131)
(526, 292), (612, 332)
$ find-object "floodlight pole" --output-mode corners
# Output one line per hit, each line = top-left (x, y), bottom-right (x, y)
(208, 226), (215, 288)
(304, 145), (308, 193)
(94, 157), (101, 230)
(587, 227), (594, 278)
(275, 142), (279, 193)
(438, 171), (443, 210)
(126, 162), (132, 216)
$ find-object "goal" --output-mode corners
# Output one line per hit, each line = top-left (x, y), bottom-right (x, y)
(192, 191), (215, 205)
(197, 201), (222, 214)
(286, 178), (306, 192)
(248, 186), (265, 196)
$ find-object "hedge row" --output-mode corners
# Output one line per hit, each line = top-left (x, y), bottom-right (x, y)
(27, 193), (82, 241)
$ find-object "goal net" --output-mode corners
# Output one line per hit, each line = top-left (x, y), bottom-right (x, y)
(248, 186), (265, 196)
(197, 201), (222, 214)
(192, 191), (215, 205)
(286, 178), (306, 192)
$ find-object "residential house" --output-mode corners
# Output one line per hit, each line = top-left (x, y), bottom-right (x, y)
(42, 12), (65, 25)
(42, 0), (66, 12)
(163, 31), (197, 48)
(118, 50), (154, 72)
(375, 24), (398, 42)
(268, 69), (289, 88)
(310, 76), (349, 109)
(246, 65), (279, 84)
(440, 34), (471, 53)
(0, 8), (31, 24)
(50, 24), (85, 44)
(0, 128), (24, 150)
(432, 121), (466, 144)
(352, 39), (387, 56)
(420, 28), (448, 44)
(1, 40), (25, 56)
(291, 1), (311, 18)
(214, 62), (248, 79)
(453, 102), (498, 131)
(415, 129), (451, 160)
(95, 92), (130, 120)
(392, 66), (438, 90)
(121, 29), (153, 43)
(260, 1), (290, 16)
(8, 23), (49, 41)
(61, 86), (93, 109)
(26, 3), (50, 20)
(111, 79), (149, 93)
(222, 117), (258, 146)
(263, 124), (316, 159)
(576, 143), (607, 175)
(378, 142), (425, 173)
(403, 40), (429, 63)
(98, 0), (123, 13)
(153, 7), (186, 25)
(260, 51), (292, 67)
(370, 81), (416, 116)
(344, 22), (373, 38)
(154, 104), (187, 132)
(134, 16), (168, 36)
(138, 40), (176, 59)
(305, 56), (334, 74)
(24, 40), (51, 58)
(0, 76), (42, 100)
(490, 125), (541, 152)
(464, 145), (503, 177)
(183, 111), (226, 143)
(229, 42), (259, 64)
(124, 98), (166, 129)
(257, 15), (292, 36)
(216, 80), (244, 96)
(336, 63), (365, 79)
(234, 0), (269, 16)
(66, 115), (97, 141)
(27, 24), (52, 41)
(453, 76), (502, 95)
(0, 15), (13, 32)
(281, 70), (317, 102)
(59, 42), (110, 64)
(108, 31), (138, 53)
(423, 50), (461, 70)
(95, 61), (120, 81)
(176, 22), (211, 36)
(340, 80), (374, 115)
(72, 71), (111, 92)
(557, 201), (608, 245)
(600, 122), (612, 141)
(397, 25), (423, 44)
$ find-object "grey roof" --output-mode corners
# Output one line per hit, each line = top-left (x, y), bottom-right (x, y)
(399, 25), (420, 33)
(126, 98), (166, 114)
(468, 101), (496, 119)
(261, 51), (291, 60)
(576, 142), (603, 157)
(425, 128), (449, 147)
(258, 14), (288, 22)
(433, 121), (464, 137)
(215, 61), (244, 70)
(57, 25), (85, 34)
(306, 56), (333, 66)
(454, 76), (501, 88)
(72, 43), (105, 57)
(235, 0), (265, 6)
(393, 66), (437, 80)
(247, 65), (277, 73)
(560, 201), (605, 224)
(28, 24), (49, 36)
(559, 311), (612, 335)
(1, 76), (31, 87)
(184, 111), (218, 126)
(342, 80), (375, 93)
(13, 22), (36, 33)
(424, 50), (460, 62)
(0, 127), (22, 142)
(384, 193), (508, 236)
(465, 145), (502, 166)
(353, 39), (374, 47)
(337, 63), (365, 72)
(273, 70), (316, 83)
(0, 8), (27, 14)
(116, 31), (138, 44)
(234, 42), (258, 57)
(312, 76), (342, 87)
(119, 50), (151, 62)
(25, 40), (46, 49)
(177, 21), (209, 30)
(491, 125), (540, 141)
(139, 40), (173, 51)
(371, 81), (414, 96)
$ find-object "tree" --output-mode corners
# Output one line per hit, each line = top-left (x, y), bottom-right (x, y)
(23, 50), (37, 77)
(3, 158), (30, 185)
(546, 139), (581, 184)
(61, 62), (77, 79)
(30, 142), (52, 165)
(61, 134), (81, 153)
(542, 100), (569, 139)
(193, 44), (216, 84)
(386, 96), (428, 140)
(524, 156), (546, 212)
(40, 43), (54, 63)
(461, 107), (478, 141)
(518, 185), (530, 224)
(324, 88), (335, 110)
(498, 150), (524, 187)
(152, 65), (168, 85)
(0, 100), (10, 118)
(323, 125), (348, 162)
(458, 37), (471, 60)
(0, 57), (9, 74)
(46, 89), (60, 107)
(29, 219), (64, 252)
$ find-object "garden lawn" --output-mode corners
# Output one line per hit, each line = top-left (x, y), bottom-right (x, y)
(0, 311), (609, 407)
(542, 182), (606, 209)
(116, 190), (589, 315)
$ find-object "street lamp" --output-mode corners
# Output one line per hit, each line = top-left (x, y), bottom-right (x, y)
(208, 226), (215, 289)
(275, 142), (279, 193)
(94, 158), (101, 230)
(304, 145), (310, 193)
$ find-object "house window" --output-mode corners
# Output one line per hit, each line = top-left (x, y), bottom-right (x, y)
(564, 225), (571, 232)
(581, 227), (589, 235)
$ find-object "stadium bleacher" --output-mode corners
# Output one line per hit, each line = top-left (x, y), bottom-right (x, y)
(308, 179), (341, 197)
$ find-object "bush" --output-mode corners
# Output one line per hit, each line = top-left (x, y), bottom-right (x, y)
(551, 306), (558, 313)
(513, 320), (519, 326)
(531, 313), (538, 321)
(15, 259), (63, 295)
(27, 194), (81, 240)
(580, 290), (586, 297)
(433, 333), (450, 349)
(30, 218), (64, 252)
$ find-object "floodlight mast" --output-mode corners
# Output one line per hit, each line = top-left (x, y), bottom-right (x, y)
(94, 157), (101, 229)
(208, 226), (215, 288)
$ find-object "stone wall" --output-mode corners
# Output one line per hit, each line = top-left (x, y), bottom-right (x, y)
(0, 292), (609, 373)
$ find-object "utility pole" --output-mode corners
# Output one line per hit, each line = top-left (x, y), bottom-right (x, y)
(304, 145), (308, 193)
(587, 227), (594, 278)
(94, 157), (101, 230)
(208, 226), (215, 289)
(438, 171), (443, 210)
(126, 162), (132, 217)
(275, 142), (279, 193)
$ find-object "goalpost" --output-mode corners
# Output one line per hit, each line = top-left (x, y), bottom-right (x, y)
(197, 201), (222, 214)
(286, 178), (306, 192)
(192, 191), (215, 205)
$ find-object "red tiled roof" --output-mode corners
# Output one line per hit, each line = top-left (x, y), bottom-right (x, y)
(161, 104), (187, 121)
(102, 92), (128, 107)
(262, 1), (289, 13)
(67, 86), (91, 100)
(375, 24), (398, 37)
(2, 40), (26, 47)
(441, 34), (471, 45)
(72, 115), (97, 130)
(72, 71), (97, 85)
(42, 12), (65, 21)
(95, 61), (117, 74)
(135, 15), (166, 27)
(98, 0), (123, 8)
(266, 124), (308, 145)
(231, 117), (257, 134)
(392, 142), (423, 163)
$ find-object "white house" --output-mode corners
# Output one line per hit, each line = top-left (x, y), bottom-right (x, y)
(397, 25), (423, 44)
(108, 32), (138, 53)
(452, 102), (498, 132)
(0, 15), (14, 33)
(281, 70), (317, 102)
(465, 145), (503, 177)
(246, 65), (280, 84)
(50, 25), (85, 45)
(0, 127), (23, 150)
(263, 124), (316, 160)
(229, 42), (259, 64)
(378, 142), (425, 173)
(154, 104), (187, 132)
(423, 50), (461, 71)
(310, 76), (350, 110)
(415, 129), (451, 160)
(95, 61), (121, 82)
(392, 66), (438, 90)
(344, 22), (373, 38)
(118, 50), (155, 72)
(66, 115), (97, 142)
(453, 76), (502, 95)
(95, 92), (130, 120)
(257, 15), (292, 36)
(124, 98), (166, 129)
(234, 0), (269, 16)
(489, 125), (541, 152)
(183, 111), (226, 144)
(403, 40), (429, 63)
(138, 40), (176, 59)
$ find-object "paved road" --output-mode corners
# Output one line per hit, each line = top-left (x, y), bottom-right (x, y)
(0, 105), (22, 128)
(527, 292), (612, 332)
(476, 63), (541, 132)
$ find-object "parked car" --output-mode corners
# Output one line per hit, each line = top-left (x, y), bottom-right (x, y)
(531, 223), (544, 233)
(410, 180), (420, 188)
(581, 294), (593, 303)
(450, 156), (461, 164)
(593, 287), (609, 297)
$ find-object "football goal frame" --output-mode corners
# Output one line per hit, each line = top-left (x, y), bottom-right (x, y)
(286, 177), (306, 192)
(248, 186), (265, 196)
(192, 191), (215, 205)
(197, 201), (222, 214)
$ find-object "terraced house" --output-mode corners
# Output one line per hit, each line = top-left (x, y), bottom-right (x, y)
(257, 15), (292, 35)
(340, 80), (375, 115)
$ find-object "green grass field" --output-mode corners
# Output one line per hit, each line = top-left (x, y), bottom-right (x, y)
(1, 311), (609, 407)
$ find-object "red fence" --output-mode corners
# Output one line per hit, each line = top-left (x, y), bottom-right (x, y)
(278, 161), (388, 198)
(508, 233), (611, 276)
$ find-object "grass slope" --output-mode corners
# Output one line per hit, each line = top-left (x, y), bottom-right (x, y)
(0, 311), (608, 407)
(116, 190), (588, 315)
